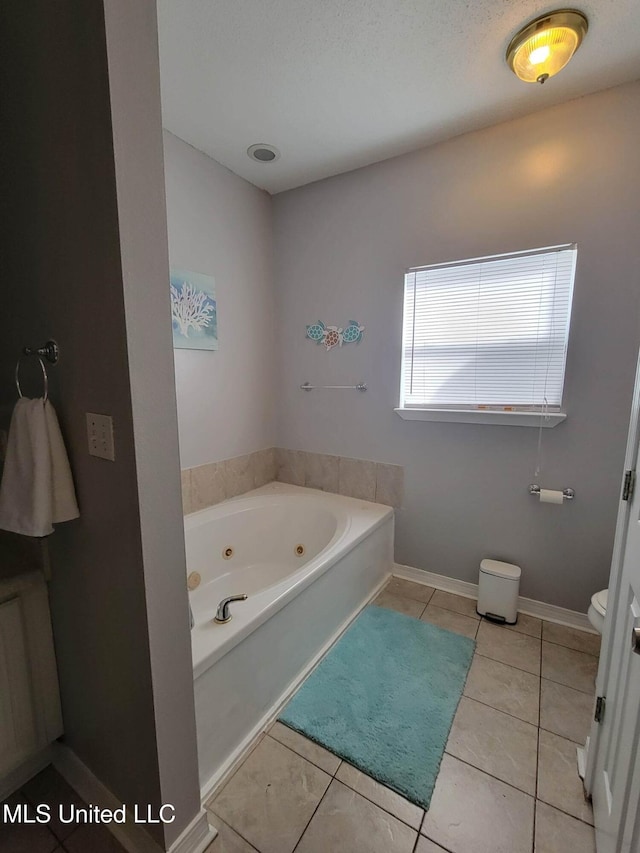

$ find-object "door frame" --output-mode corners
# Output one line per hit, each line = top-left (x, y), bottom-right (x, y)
(584, 348), (640, 792)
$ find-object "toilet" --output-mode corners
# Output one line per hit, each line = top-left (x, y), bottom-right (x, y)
(588, 588), (608, 634)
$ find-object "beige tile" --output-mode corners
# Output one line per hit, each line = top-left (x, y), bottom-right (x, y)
(336, 762), (423, 830)
(430, 590), (479, 619)
(210, 736), (330, 853)
(338, 456), (376, 501)
(0, 792), (59, 853)
(181, 468), (193, 515)
(191, 461), (226, 510)
(446, 696), (538, 794)
(421, 755), (534, 853)
(476, 621), (541, 675)
(251, 447), (276, 488)
(206, 816), (259, 852)
(268, 722), (341, 775)
(540, 679), (594, 744)
(421, 605), (479, 639)
(386, 577), (435, 603)
(296, 779), (417, 853)
(64, 824), (127, 852)
(415, 839), (449, 853)
(464, 655), (540, 725)
(542, 642), (598, 694)
(534, 800), (596, 853)
(491, 612), (542, 638)
(373, 590), (425, 618)
(537, 730), (593, 825)
(542, 622), (601, 657)
(375, 463), (404, 507)
(304, 452), (339, 492)
(22, 765), (86, 842)
(223, 454), (255, 498)
(275, 448), (305, 486)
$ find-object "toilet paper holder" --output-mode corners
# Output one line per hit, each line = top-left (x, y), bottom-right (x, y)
(528, 484), (575, 500)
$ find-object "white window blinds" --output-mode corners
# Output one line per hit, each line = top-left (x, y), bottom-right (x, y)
(400, 245), (577, 410)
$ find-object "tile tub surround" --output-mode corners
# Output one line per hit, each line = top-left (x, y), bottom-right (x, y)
(181, 448), (276, 514)
(182, 448), (405, 514)
(275, 448), (404, 507)
(204, 579), (598, 853)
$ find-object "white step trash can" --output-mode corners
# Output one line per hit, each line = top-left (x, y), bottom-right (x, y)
(477, 559), (521, 625)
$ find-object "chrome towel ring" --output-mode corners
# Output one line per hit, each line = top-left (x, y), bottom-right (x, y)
(14, 340), (59, 402)
(15, 355), (48, 402)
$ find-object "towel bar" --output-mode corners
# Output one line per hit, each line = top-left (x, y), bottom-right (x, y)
(300, 381), (367, 392)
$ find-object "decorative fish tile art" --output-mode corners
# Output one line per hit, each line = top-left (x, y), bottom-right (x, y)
(305, 321), (365, 351)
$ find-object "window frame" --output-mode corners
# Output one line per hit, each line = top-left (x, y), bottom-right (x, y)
(395, 244), (575, 428)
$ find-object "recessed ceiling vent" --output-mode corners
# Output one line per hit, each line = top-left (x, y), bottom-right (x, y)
(247, 143), (280, 163)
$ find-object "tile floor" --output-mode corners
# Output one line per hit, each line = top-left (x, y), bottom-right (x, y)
(1, 764), (127, 852)
(205, 577), (600, 853)
(2, 578), (600, 853)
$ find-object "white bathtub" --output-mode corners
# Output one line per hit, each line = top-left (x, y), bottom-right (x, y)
(185, 482), (394, 796)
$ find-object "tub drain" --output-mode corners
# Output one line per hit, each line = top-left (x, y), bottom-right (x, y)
(222, 547), (234, 560)
(295, 544), (305, 556)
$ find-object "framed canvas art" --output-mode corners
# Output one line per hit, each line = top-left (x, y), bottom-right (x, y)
(170, 268), (218, 350)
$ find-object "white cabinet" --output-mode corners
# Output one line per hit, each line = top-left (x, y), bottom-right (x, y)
(0, 597), (39, 772)
(0, 571), (63, 796)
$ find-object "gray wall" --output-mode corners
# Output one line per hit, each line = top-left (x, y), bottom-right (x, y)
(273, 81), (640, 612)
(1, 1), (199, 847)
(163, 131), (276, 469)
(103, 2), (201, 847)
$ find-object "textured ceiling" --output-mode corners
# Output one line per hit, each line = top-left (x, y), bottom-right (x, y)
(157, 0), (640, 194)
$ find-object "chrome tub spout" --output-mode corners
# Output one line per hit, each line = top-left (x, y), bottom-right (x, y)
(214, 594), (248, 624)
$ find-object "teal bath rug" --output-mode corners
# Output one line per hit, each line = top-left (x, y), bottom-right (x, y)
(278, 604), (475, 809)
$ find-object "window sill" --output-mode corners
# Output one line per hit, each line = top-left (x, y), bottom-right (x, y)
(394, 408), (567, 427)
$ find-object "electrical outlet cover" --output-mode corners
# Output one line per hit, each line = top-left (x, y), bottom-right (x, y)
(86, 412), (115, 461)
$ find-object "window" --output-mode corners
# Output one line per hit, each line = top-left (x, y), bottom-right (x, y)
(397, 244), (576, 425)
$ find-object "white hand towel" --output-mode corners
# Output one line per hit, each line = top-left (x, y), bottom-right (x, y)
(0, 397), (79, 537)
(44, 402), (80, 524)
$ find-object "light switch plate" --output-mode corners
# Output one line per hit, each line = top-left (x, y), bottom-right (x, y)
(86, 413), (115, 461)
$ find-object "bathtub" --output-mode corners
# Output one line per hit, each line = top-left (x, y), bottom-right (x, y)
(186, 482), (394, 796)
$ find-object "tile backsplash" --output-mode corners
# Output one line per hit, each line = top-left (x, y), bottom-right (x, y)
(181, 447), (403, 515)
(276, 449), (403, 508)
(181, 448), (276, 514)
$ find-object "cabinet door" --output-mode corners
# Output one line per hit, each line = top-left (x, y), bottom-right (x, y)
(0, 597), (38, 775)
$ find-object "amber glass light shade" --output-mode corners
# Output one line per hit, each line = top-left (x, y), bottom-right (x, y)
(507, 10), (588, 83)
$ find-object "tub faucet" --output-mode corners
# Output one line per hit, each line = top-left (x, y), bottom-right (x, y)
(214, 594), (248, 624)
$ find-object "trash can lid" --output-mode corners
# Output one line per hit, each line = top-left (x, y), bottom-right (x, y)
(480, 559), (521, 580)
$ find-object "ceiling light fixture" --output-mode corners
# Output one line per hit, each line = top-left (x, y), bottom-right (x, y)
(506, 9), (588, 84)
(247, 144), (280, 163)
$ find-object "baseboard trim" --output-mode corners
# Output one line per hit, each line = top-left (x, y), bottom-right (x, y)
(0, 745), (55, 802)
(577, 743), (587, 781)
(168, 809), (217, 853)
(393, 563), (595, 632)
(52, 743), (161, 853)
(199, 572), (391, 804)
(52, 742), (217, 853)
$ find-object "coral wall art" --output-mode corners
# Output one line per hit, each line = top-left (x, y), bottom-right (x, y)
(305, 321), (365, 351)
(170, 268), (218, 350)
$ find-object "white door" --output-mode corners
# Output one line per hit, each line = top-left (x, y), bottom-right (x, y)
(591, 354), (640, 853)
